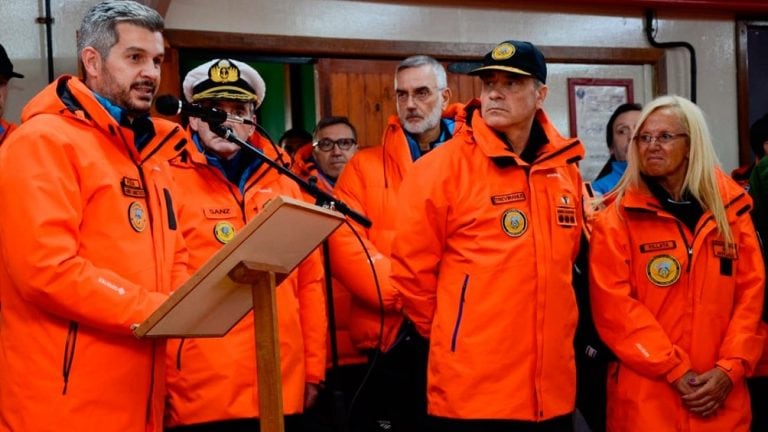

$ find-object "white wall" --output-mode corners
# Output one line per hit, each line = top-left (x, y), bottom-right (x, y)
(0, 0), (740, 170)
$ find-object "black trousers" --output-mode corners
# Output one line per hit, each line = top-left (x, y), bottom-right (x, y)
(165, 416), (301, 432)
(749, 377), (768, 431)
(351, 320), (430, 432)
(426, 413), (575, 432)
(301, 363), (370, 432)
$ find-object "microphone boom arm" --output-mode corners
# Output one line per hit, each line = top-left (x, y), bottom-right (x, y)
(210, 124), (372, 229)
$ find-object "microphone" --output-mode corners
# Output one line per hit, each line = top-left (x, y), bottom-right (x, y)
(155, 94), (256, 126)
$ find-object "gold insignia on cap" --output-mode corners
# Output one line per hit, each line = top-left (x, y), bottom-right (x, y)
(501, 209), (527, 237)
(209, 59), (240, 84)
(128, 201), (147, 233)
(646, 254), (681, 287)
(491, 42), (516, 60)
(213, 221), (236, 244)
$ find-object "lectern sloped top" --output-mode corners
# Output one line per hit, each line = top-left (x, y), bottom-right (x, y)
(133, 195), (345, 338)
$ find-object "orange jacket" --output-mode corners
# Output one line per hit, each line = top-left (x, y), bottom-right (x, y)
(292, 144), (368, 367)
(0, 76), (189, 432)
(589, 171), (765, 432)
(391, 101), (584, 420)
(329, 104), (463, 351)
(164, 131), (327, 426)
(0, 117), (16, 146)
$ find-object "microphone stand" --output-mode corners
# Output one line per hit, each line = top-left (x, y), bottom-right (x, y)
(209, 123), (371, 228)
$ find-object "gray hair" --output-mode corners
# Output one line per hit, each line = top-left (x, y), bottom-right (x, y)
(395, 55), (447, 90)
(77, 0), (164, 59)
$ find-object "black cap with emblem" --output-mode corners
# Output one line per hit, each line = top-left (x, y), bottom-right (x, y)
(469, 40), (546, 84)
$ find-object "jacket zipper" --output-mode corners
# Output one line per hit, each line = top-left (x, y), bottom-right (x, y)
(176, 338), (186, 370)
(145, 340), (157, 426)
(450, 275), (469, 352)
(675, 222), (694, 273)
(62, 321), (79, 395)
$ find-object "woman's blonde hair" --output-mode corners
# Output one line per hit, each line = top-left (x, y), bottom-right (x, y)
(611, 95), (732, 243)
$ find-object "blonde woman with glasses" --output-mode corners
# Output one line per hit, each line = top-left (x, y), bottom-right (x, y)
(589, 95), (765, 432)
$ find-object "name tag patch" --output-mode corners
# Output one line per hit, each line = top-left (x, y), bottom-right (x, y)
(713, 241), (738, 259)
(121, 177), (145, 198)
(491, 192), (526, 205)
(204, 207), (235, 219)
(640, 241), (676, 253)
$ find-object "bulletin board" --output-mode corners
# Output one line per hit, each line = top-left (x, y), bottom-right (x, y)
(568, 78), (634, 181)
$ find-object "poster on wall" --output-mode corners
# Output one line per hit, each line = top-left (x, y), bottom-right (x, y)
(568, 78), (634, 182)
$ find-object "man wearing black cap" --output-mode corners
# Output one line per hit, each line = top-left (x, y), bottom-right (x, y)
(0, 43), (24, 146)
(391, 40), (585, 431)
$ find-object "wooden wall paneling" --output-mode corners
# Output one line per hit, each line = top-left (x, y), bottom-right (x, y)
(346, 72), (368, 148)
(363, 72), (384, 149)
(327, 70), (349, 124)
(378, 72), (396, 147)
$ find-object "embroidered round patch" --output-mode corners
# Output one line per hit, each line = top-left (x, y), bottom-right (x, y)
(646, 254), (681, 287)
(491, 42), (516, 60)
(213, 221), (236, 244)
(501, 209), (527, 237)
(128, 201), (147, 233)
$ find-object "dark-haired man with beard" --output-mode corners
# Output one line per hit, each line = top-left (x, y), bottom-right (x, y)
(0, 1), (188, 431)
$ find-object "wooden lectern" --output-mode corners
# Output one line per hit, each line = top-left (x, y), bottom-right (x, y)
(133, 196), (345, 432)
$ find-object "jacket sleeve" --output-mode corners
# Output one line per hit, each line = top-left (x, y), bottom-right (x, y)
(389, 163), (447, 339)
(589, 208), (692, 383)
(328, 155), (399, 312)
(715, 212), (766, 382)
(0, 125), (166, 335)
(296, 247), (328, 384)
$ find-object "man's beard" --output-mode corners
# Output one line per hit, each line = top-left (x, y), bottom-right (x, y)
(401, 103), (442, 136)
(100, 66), (156, 117)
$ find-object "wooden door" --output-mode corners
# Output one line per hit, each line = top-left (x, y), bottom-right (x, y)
(317, 58), (481, 148)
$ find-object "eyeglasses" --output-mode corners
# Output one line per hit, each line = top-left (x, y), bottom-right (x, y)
(635, 132), (688, 146)
(313, 138), (357, 152)
(395, 87), (442, 103)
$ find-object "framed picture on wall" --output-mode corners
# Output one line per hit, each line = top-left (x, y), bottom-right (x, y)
(567, 78), (634, 182)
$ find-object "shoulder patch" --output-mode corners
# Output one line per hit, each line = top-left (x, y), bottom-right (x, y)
(501, 209), (527, 237)
(646, 254), (681, 287)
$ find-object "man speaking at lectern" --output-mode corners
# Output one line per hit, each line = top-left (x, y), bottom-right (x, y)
(163, 58), (327, 432)
(0, 2), (188, 431)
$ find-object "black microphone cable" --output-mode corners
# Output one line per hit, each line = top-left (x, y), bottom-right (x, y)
(340, 218), (387, 428)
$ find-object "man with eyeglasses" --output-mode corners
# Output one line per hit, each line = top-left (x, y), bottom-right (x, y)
(293, 116), (368, 431)
(327, 55), (463, 431)
(164, 58), (326, 432)
(391, 40), (585, 431)
(293, 116), (359, 194)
